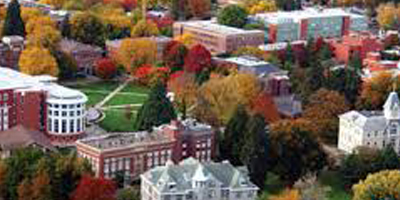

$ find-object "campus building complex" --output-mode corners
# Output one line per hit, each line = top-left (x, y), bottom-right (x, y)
(0, 67), (87, 146)
(173, 21), (264, 54)
(252, 8), (368, 43)
(141, 157), (259, 200)
(338, 92), (400, 154)
(76, 119), (215, 179)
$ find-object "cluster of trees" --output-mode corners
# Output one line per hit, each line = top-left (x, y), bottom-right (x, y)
(219, 105), (327, 189)
(0, 148), (142, 200)
(376, 3), (400, 30)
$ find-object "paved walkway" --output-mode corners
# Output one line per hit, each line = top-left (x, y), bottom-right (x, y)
(81, 90), (148, 96)
(100, 104), (143, 110)
(95, 78), (134, 109)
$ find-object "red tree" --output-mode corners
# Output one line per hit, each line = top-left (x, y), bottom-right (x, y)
(71, 175), (117, 200)
(163, 41), (188, 72)
(184, 44), (211, 73)
(249, 92), (280, 123)
(95, 58), (117, 80)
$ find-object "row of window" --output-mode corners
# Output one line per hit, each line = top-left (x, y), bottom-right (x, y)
(49, 110), (83, 117)
(48, 103), (83, 109)
(48, 118), (82, 133)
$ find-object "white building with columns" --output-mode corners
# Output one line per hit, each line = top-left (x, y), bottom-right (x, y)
(338, 91), (400, 153)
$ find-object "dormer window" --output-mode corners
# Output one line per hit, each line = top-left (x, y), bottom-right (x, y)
(168, 182), (176, 190)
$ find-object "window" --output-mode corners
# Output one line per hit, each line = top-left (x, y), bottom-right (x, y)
(62, 105), (67, 109)
(70, 111), (74, 117)
(3, 93), (8, 101)
(54, 120), (59, 132)
(390, 124), (397, 135)
(62, 111), (67, 117)
(69, 104), (74, 109)
(61, 120), (67, 133)
(54, 111), (59, 116)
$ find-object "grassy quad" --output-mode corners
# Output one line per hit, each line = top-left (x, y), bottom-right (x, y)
(68, 81), (149, 132)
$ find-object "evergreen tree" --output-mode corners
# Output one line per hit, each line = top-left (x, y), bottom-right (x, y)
(220, 105), (249, 165)
(377, 146), (400, 170)
(134, 82), (177, 131)
(318, 44), (332, 60)
(283, 43), (294, 71)
(2, 0), (25, 37)
(240, 114), (269, 188)
(348, 52), (363, 72)
(60, 14), (71, 38)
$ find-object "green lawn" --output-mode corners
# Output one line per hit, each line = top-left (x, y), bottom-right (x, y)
(105, 94), (148, 106)
(70, 81), (120, 92)
(319, 171), (351, 200)
(85, 92), (108, 106)
(99, 109), (136, 132)
(121, 84), (150, 94)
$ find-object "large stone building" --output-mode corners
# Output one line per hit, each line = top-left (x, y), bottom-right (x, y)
(338, 91), (400, 153)
(76, 119), (215, 179)
(252, 8), (368, 43)
(0, 67), (87, 146)
(141, 157), (259, 200)
(173, 21), (264, 54)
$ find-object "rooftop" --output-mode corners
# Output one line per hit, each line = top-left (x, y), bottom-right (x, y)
(0, 67), (87, 103)
(253, 7), (365, 24)
(141, 157), (259, 192)
(177, 20), (263, 36)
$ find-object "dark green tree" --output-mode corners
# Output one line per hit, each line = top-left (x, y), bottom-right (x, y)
(377, 146), (400, 170)
(327, 68), (361, 105)
(60, 14), (71, 38)
(2, 0), (25, 37)
(113, 171), (125, 188)
(52, 50), (77, 80)
(116, 187), (140, 200)
(217, 5), (248, 28)
(271, 128), (327, 183)
(220, 105), (249, 165)
(240, 114), (269, 188)
(318, 44), (332, 60)
(70, 13), (105, 47)
(348, 52), (363, 72)
(134, 82), (177, 131)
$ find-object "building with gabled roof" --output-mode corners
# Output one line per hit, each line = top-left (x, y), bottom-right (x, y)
(338, 91), (400, 154)
(140, 157), (258, 200)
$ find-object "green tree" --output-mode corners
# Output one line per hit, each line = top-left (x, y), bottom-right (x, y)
(348, 52), (362, 72)
(318, 44), (332, 60)
(60, 14), (71, 38)
(70, 12), (105, 47)
(220, 104), (249, 165)
(240, 114), (269, 188)
(270, 122), (327, 183)
(134, 82), (177, 131)
(2, 0), (25, 37)
(326, 68), (361, 105)
(116, 187), (140, 200)
(52, 50), (77, 80)
(217, 5), (248, 28)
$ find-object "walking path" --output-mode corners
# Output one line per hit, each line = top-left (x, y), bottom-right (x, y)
(95, 78), (133, 109)
(100, 104), (143, 110)
(81, 90), (148, 96)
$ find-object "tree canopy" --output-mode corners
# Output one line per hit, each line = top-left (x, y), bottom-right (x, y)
(217, 5), (248, 28)
(2, 0), (25, 37)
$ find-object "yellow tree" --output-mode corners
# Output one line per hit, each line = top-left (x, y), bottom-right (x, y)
(269, 189), (301, 200)
(21, 7), (44, 24)
(39, 0), (66, 9)
(90, 3), (131, 30)
(131, 19), (159, 37)
(25, 16), (61, 48)
(174, 33), (195, 47)
(114, 38), (157, 72)
(197, 73), (261, 124)
(25, 16), (55, 34)
(353, 170), (400, 200)
(358, 71), (400, 109)
(19, 47), (59, 76)
(377, 3), (398, 30)
(248, 0), (277, 14)
(168, 73), (198, 118)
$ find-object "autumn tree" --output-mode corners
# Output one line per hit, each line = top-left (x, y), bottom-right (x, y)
(134, 82), (177, 131)
(114, 38), (157, 72)
(248, 92), (280, 123)
(377, 3), (399, 30)
(70, 12), (105, 47)
(353, 170), (400, 200)
(71, 176), (116, 200)
(30, 170), (52, 200)
(269, 120), (327, 183)
(39, 0), (66, 9)
(174, 33), (194, 47)
(25, 16), (61, 48)
(188, 0), (211, 18)
(19, 47), (58, 76)
(131, 19), (159, 38)
(0, 161), (6, 199)
(196, 73), (260, 124)
(358, 71), (400, 109)
(184, 44), (211, 73)
(163, 41), (188, 72)
(269, 189), (300, 200)
(17, 179), (32, 200)
(95, 58), (117, 80)
(217, 5), (248, 28)
(245, 0), (277, 14)
(303, 89), (349, 143)
(168, 72), (198, 119)
(2, 0), (25, 37)
(233, 46), (266, 60)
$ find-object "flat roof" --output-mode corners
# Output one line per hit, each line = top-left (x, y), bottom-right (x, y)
(177, 20), (264, 36)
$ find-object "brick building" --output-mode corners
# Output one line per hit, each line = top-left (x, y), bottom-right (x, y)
(0, 36), (24, 69)
(59, 39), (103, 75)
(330, 32), (384, 63)
(0, 67), (88, 146)
(363, 52), (400, 77)
(252, 8), (368, 43)
(76, 119), (215, 180)
(173, 21), (264, 54)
